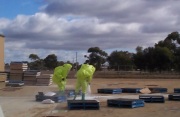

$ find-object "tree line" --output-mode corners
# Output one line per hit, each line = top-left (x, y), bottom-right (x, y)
(27, 31), (180, 72)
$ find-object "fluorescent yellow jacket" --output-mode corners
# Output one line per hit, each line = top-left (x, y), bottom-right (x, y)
(75, 64), (95, 93)
(52, 64), (72, 91)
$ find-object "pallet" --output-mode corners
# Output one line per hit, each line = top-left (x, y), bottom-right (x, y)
(174, 88), (180, 93)
(5, 80), (24, 87)
(148, 87), (167, 93)
(35, 92), (65, 102)
(43, 115), (64, 117)
(107, 98), (144, 108)
(97, 88), (122, 94)
(121, 88), (142, 93)
(67, 100), (100, 110)
(139, 95), (165, 103)
(168, 94), (180, 101)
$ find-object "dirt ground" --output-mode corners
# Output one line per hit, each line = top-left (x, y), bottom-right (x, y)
(0, 78), (180, 117)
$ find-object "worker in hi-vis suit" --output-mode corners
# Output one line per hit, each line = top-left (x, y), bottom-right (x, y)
(52, 63), (72, 94)
(73, 63), (95, 100)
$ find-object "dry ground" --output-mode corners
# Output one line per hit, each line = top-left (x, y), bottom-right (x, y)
(0, 78), (180, 117)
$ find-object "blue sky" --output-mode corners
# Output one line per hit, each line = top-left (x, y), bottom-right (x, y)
(0, 0), (180, 64)
(0, 0), (43, 19)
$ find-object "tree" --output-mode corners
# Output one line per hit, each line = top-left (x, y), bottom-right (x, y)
(28, 54), (45, 70)
(143, 47), (156, 72)
(44, 54), (58, 70)
(28, 59), (45, 70)
(173, 47), (180, 71)
(133, 45), (174, 72)
(154, 31), (180, 71)
(136, 46), (143, 53)
(57, 61), (65, 66)
(133, 46), (146, 71)
(153, 47), (174, 72)
(165, 31), (180, 44)
(155, 31), (180, 53)
(85, 47), (108, 70)
(107, 50), (133, 71)
(29, 54), (40, 61)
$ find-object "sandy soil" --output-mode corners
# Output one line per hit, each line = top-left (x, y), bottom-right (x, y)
(0, 78), (180, 117)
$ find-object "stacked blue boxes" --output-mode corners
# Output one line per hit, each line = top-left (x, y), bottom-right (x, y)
(121, 88), (142, 93)
(168, 94), (180, 101)
(107, 98), (144, 108)
(67, 100), (100, 110)
(174, 88), (180, 93)
(97, 88), (122, 94)
(149, 87), (167, 93)
(139, 95), (165, 103)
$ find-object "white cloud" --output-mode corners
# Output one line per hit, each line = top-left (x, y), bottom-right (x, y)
(1, 0), (180, 63)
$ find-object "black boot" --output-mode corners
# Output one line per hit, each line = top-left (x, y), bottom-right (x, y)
(73, 93), (77, 100)
(82, 93), (85, 100)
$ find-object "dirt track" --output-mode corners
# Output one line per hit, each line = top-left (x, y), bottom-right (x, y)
(0, 78), (180, 117)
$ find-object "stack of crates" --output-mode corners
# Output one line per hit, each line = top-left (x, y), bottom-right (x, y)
(23, 70), (40, 85)
(9, 61), (28, 81)
(36, 70), (53, 86)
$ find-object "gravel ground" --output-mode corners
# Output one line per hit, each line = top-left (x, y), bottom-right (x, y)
(0, 78), (180, 117)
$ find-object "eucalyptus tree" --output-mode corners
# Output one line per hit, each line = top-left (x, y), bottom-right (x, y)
(107, 50), (133, 71)
(85, 47), (108, 70)
(44, 54), (58, 70)
(29, 54), (40, 61)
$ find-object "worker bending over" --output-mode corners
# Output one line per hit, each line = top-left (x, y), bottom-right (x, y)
(73, 64), (95, 100)
(52, 63), (72, 95)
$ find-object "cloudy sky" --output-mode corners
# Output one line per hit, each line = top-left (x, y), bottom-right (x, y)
(0, 0), (180, 64)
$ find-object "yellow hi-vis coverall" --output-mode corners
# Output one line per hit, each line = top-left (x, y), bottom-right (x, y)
(52, 64), (72, 91)
(75, 64), (95, 93)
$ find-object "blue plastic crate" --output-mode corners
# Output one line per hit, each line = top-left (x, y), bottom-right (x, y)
(107, 98), (144, 108)
(36, 95), (59, 102)
(7, 80), (24, 83)
(98, 88), (122, 94)
(168, 94), (180, 101)
(67, 100), (100, 110)
(149, 87), (167, 93)
(174, 88), (180, 93)
(66, 90), (82, 97)
(139, 95), (165, 103)
(5, 80), (24, 87)
(121, 88), (142, 93)
(35, 92), (66, 102)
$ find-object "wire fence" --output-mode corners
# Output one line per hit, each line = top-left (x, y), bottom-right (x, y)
(67, 70), (180, 79)
(1, 70), (180, 81)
